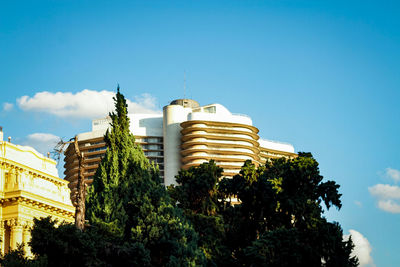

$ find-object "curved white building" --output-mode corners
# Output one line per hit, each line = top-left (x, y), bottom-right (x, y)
(180, 120), (260, 178)
(164, 100), (296, 184)
(64, 98), (296, 197)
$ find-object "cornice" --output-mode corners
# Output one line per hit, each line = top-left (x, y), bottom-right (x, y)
(180, 120), (259, 133)
(0, 142), (56, 164)
(0, 160), (68, 186)
(181, 149), (260, 161)
(181, 134), (260, 146)
(2, 190), (75, 215)
(181, 127), (260, 140)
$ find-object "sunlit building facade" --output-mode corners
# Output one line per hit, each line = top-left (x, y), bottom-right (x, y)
(64, 99), (296, 201)
(0, 129), (74, 256)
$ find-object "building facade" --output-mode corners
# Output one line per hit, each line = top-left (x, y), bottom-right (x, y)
(64, 99), (296, 200)
(0, 129), (74, 256)
(64, 113), (164, 200)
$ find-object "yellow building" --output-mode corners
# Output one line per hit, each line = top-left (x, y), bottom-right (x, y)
(0, 129), (74, 255)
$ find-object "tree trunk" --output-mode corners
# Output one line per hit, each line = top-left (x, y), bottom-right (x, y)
(73, 136), (86, 231)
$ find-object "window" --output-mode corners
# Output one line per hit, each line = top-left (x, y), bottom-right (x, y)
(88, 147), (107, 152)
(87, 155), (100, 159)
(143, 137), (163, 143)
(203, 106), (216, 113)
(141, 144), (163, 150)
(144, 151), (163, 156)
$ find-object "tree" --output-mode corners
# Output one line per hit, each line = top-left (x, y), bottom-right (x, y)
(172, 153), (358, 266)
(28, 216), (150, 266)
(169, 160), (222, 215)
(0, 244), (45, 267)
(85, 87), (205, 266)
(52, 136), (87, 230)
(29, 217), (99, 266)
(73, 136), (86, 231)
(218, 153), (358, 266)
(85, 86), (153, 238)
(169, 160), (231, 266)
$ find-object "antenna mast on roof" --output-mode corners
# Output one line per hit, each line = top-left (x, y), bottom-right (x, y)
(183, 70), (186, 99)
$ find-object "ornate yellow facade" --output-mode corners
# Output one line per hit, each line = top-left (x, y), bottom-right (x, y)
(0, 138), (74, 256)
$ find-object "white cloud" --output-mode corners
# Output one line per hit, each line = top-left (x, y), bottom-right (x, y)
(17, 89), (159, 119)
(3, 102), (13, 111)
(369, 183), (400, 213)
(22, 133), (60, 155)
(386, 168), (400, 183)
(377, 199), (400, 213)
(354, 200), (362, 207)
(344, 230), (374, 267)
(368, 184), (400, 199)
(134, 93), (157, 110)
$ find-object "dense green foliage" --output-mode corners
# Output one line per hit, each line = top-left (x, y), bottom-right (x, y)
(0, 244), (46, 267)
(84, 87), (204, 266)
(28, 216), (148, 266)
(168, 160), (230, 266)
(85, 86), (160, 238)
(1, 89), (358, 266)
(170, 154), (359, 266)
(4, 88), (204, 266)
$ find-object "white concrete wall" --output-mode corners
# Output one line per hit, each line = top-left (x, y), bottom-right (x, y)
(129, 114), (163, 136)
(259, 138), (295, 153)
(163, 105), (191, 186)
(81, 114), (163, 142)
(77, 130), (105, 141)
(188, 104), (253, 125)
(92, 117), (111, 131)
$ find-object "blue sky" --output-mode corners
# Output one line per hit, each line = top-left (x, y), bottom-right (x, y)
(1, 1), (399, 265)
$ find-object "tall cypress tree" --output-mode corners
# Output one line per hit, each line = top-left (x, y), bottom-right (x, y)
(86, 87), (204, 266)
(86, 86), (152, 237)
